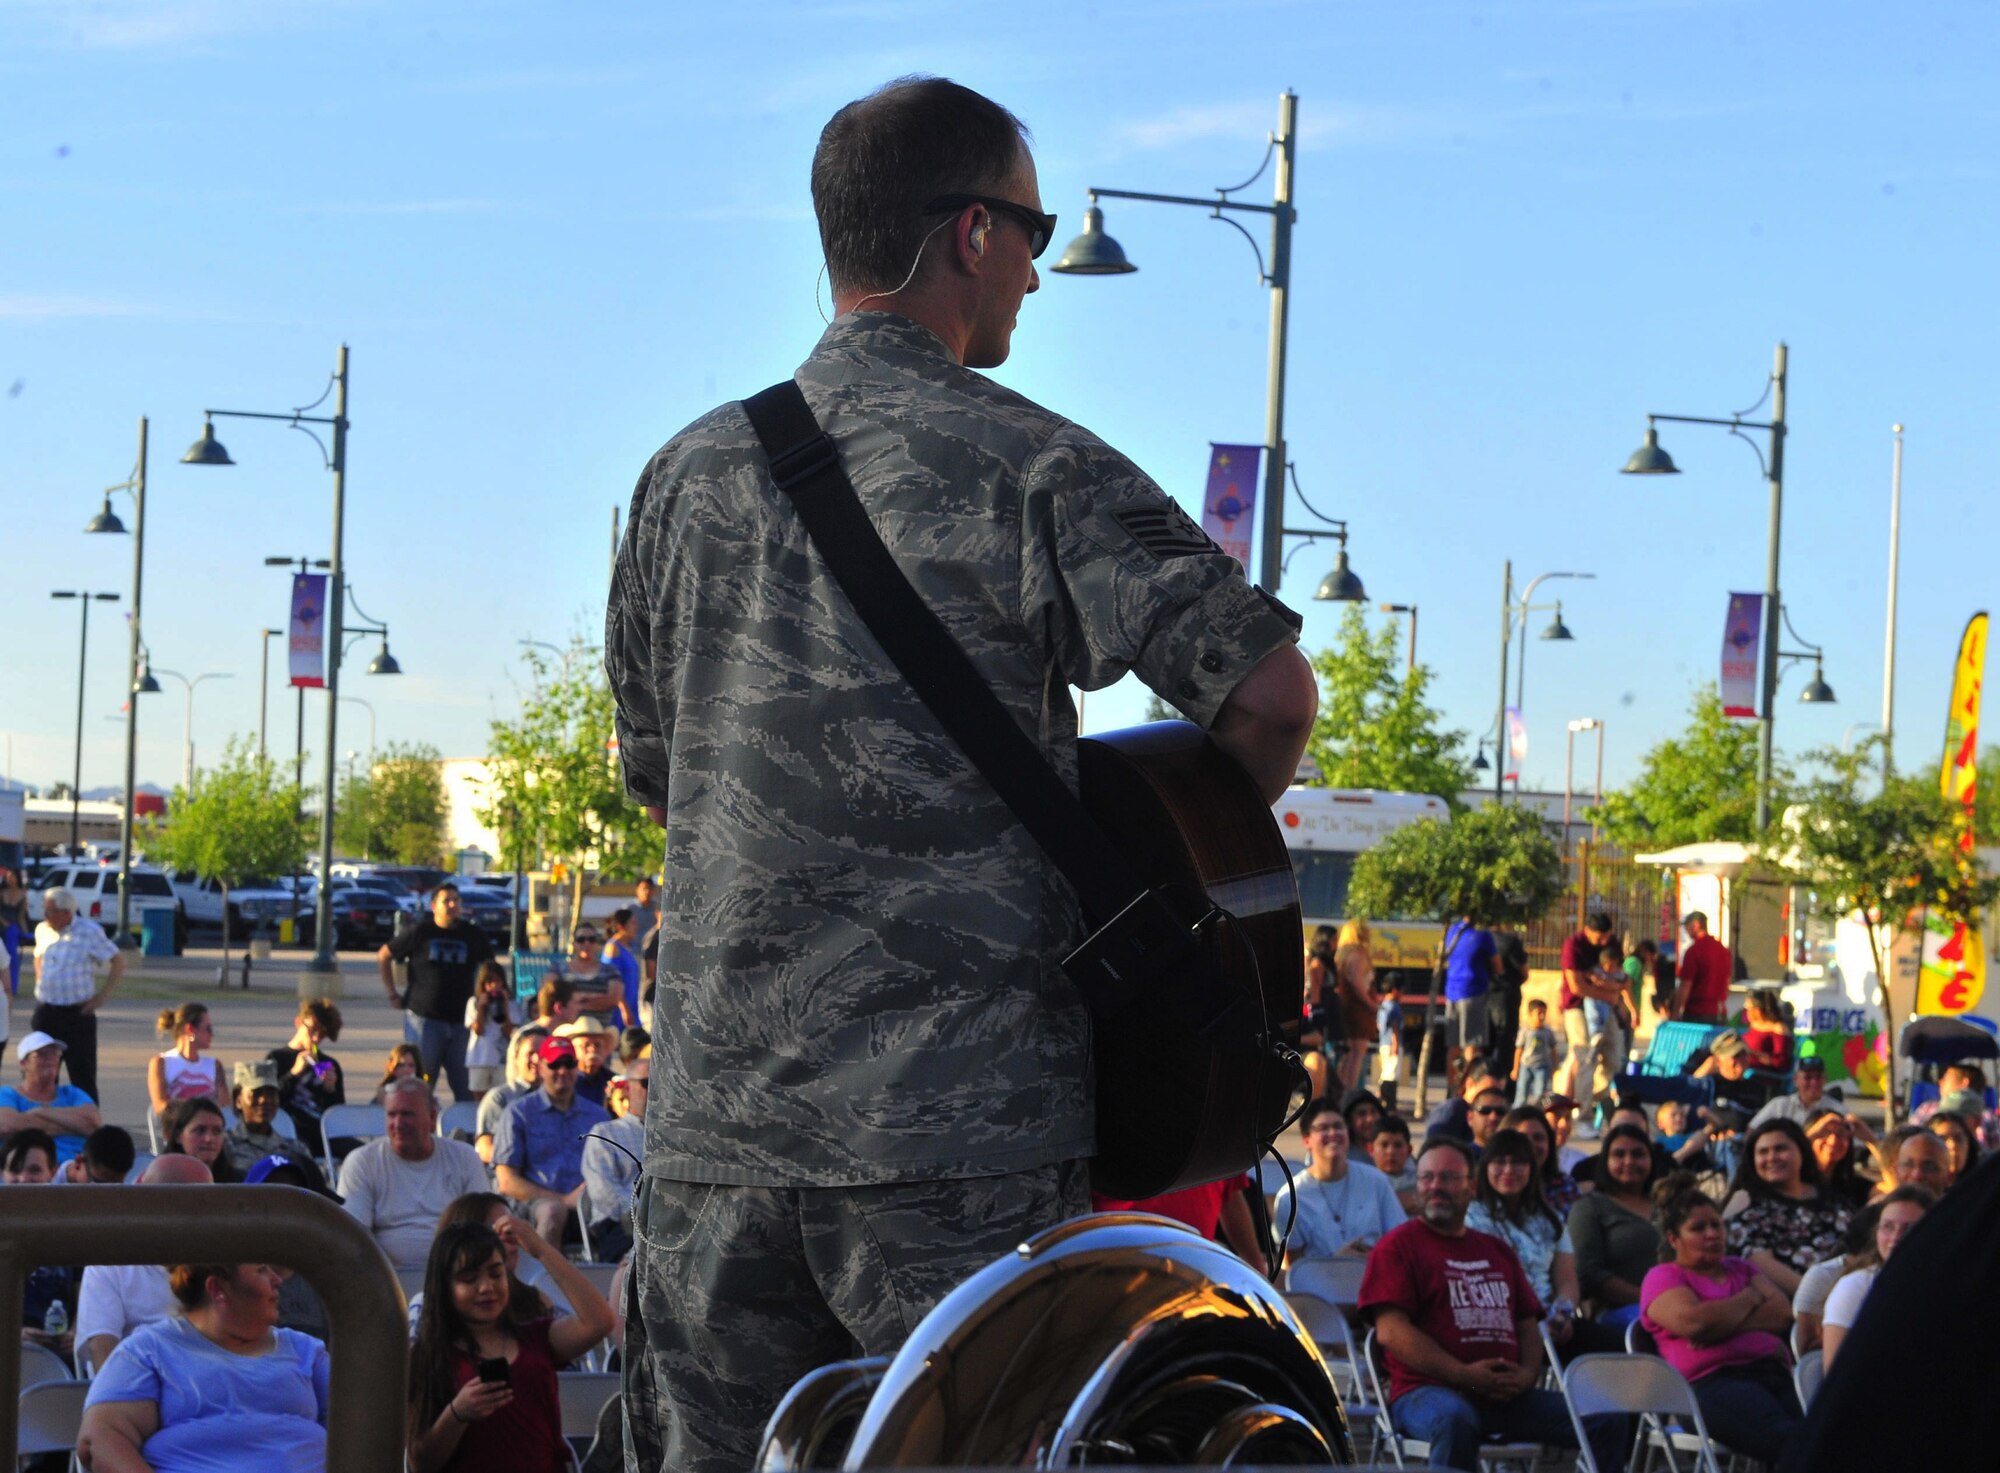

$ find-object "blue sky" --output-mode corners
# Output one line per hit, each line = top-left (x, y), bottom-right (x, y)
(5, 0), (1995, 803)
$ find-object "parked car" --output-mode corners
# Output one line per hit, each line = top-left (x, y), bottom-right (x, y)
(301, 882), (406, 951)
(171, 874), (312, 935)
(452, 884), (516, 947)
(30, 864), (185, 942)
(371, 865), (450, 900)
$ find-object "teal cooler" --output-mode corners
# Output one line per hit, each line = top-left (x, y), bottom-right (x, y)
(140, 906), (178, 958)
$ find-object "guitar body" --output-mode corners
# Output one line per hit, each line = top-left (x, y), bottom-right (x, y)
(1077, 722), (1305, 1199)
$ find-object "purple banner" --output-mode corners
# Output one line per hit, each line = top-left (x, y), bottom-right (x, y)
(1721, 593), (1763, 718)
(1505, 706), (1527, 782)
(1202, 443), (1261, 571)
(289, 573), (327, 689)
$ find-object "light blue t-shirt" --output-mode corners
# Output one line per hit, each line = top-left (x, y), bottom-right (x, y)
(86, 1316), (330, 1473)
(1272, 1158), (1408, 1261)
(0, 1084), (95, 1164)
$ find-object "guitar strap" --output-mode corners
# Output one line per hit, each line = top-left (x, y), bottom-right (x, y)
(740, 379), (1206, 1023)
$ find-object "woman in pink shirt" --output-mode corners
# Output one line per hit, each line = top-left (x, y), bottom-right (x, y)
(1639, 1178), (1798, 1465)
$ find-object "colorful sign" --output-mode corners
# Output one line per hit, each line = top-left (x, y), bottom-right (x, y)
(1720, 593), (1763, 718)
(1201, 444), (1261, 571)
(1503, 706), (1526, 782)
(1918, 612), (1988, 1016)
(288, 573), (328, 689)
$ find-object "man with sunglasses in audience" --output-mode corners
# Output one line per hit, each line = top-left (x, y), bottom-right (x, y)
(606, 76), (1317, 1473)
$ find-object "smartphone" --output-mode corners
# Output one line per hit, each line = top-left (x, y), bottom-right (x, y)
(476, 1357), (510, 1385)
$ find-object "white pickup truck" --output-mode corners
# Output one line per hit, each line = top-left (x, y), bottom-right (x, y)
(171, 874), (311, 933)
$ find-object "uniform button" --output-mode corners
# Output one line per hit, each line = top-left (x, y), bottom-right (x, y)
(1178, 679), (1200, 699)
(1199, 650), (1226, 673)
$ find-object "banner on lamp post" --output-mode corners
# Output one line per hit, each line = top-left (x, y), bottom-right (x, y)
(1201, 444), (1262, 572)
(1504, 706), (1527, 783)
(1720, 593), (1763, 718)
(1918, 611), (1989, 1017)
(288, 573), (328, 689)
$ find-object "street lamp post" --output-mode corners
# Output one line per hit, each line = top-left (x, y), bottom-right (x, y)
(258, 627), (284, 760)
(148, 670), (233, 790)
(1051, 92), (1359, 597)
(1379, 603), (1418, 674)
(1622, 342), (1828, 831)
(1882, 424), (1904, 777)
(49, 591), (121, 855)
(1563, 718), (1605, 851)
(1492, 567), (1594, 799)
(82, 416), (150, 943)
(185, 350), (356, 975)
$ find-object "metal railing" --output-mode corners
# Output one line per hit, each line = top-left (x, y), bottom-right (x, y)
(0, 1186), (407, 1470)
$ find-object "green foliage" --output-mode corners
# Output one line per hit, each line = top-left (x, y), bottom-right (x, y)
(142, 739), (311, 957)
(332, 741), (448, 865)
(1776, 737), (2000, 1119)
(1978, 744), (1999, 845)
(1142, 691), (1176, 724)
(1588, 684), (1779, 853)
(1348, 803), (1565, 933)
(477, 638), (657, 890)
(1304, 605), (1471, 806)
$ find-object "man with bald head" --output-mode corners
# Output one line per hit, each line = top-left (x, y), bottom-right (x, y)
(76, 1154), (212, 1372)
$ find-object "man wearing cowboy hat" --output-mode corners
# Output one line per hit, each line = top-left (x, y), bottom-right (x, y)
(554, 1015), (617, 1107)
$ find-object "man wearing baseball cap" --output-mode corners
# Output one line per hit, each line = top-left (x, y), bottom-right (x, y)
(1670, 911), (1735, 1023)
(0, 1030), (100, 1166)
(1751, 1054), (1834, 1130)
(493, 1036), (610, 1242)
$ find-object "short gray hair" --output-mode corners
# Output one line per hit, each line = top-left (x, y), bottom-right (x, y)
(380, 1076), (437, 1115)
(42, 888), (76, 914)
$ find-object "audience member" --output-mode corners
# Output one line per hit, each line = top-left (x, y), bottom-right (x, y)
(1441, 916), (1497, 1098)
(602, 908), (643, 1031)
(338, 1078), (490, 1273)
(404, 1220), (616, 1473)
(530, 978), (581, 1034)
(161, 1096), (241, 1183)
(555, 924), (622, 1021)
(1801, 1108), (1875, 1209)
(78, 1155), (213, 1375)
(9, 1129), (80, 1360)
(1653, 1099), (1721, 1171)
(475, 1026), (548, 1165)
(80, 1261), (330, 1472)
(56, 1124), (136, 1184)
(616, 1026), (650, 1070)
(1358, 1138), (1629, 1472)
(1926, 1107), (1981, 1187)
(1464, 1129), (1620, 1357)
(268, 998), (346, 1157)
(1368, 1114), (1418, 1214)
(1639, 1178), (1799, 1464)
(1511, 999), (1556, 1108)
(1271, 1098), (1406, 1263)
(554, 1015), (617, 1107)
(411, 1193), (576, 1329)
(1821, 1185), (1934, 1368)
(1740, 989), (1792, 1072)
(226, 1060), (317, 1174)
(146, 1003), (224, 1128)
(1792, 1202), (1882, 1354)
(1340, 1087), (1385, 1148)
(1556, 911), (1622, 1120)
(1750, 1054), (1830, 1130)
(581, 1055), (648, 1261)
(1581, 937), (1631, 1110)
(1490, 927), (1529, 1085)
(374, 1042), (427, 1102)
(1424, 1061), (1502, 1148)
(493, 1038), (611, 1242)
(463, 961), (516, 1101)
(1499, 1106), (1577, 1218)
(1332, 921), (1383, 1097)
(1466, 1085), (1511, 1155)
(1670, 910), (1734, 1024)
(381, 881), (494, 1103)
(1095, 1171), (1266, 1273)
(1877, 1125), (1950, 1199)
(1586, 1104), (1676, 1185)
(2, 1127), (56, 1182)
(241, 1156), (339, 1342)
(0, 1030), (101, 1165)
(1300, 925), (1340, 1104)
(1565, 1123), (1664, 1327)
(1909, 1064), (2000, 1148)
(1721, 1118), (1853, 1295)
(1541, 1094), (1589, 1180)
(1688, 1031), (1770, 1114)
(29, 886), (123, 1100)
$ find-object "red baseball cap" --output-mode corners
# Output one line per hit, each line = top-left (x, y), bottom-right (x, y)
(537, 1038), (578, 1066)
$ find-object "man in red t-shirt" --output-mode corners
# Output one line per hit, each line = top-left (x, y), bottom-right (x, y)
(1672, 911), (1735, 1023)
(1358, 1138), (1629, 1470)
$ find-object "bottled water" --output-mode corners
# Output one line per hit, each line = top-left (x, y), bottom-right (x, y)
(43, 1299), (67, 1337)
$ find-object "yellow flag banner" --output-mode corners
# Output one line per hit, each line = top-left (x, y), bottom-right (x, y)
(1917, 611), (1988, 1015)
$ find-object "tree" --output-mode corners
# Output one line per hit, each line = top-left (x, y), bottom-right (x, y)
(1774, 738), (2000, 1121)
(1304, 604), (1470, 806)
(1348, 803), (1565, 1112)
(477, 639), (657, 940)
(1589, 684), (1781, 854)
(333, 741), (448, 865)
(142, 739), (311, 981)
(1977, 744), (1999, 845)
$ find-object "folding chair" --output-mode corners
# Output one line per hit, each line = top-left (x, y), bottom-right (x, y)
(1560, 1352), (1723, 1473)
(18, 1341), (71, 1391)
(317, 1103), (387, 1177)
(439, 1101), (479, 1138)
(1285, 1292), (1379, 1458)
(17, 1378), (88, 1459)
(559, 1370), (622, 1464)
(124, 1151), (155, 1183)
(573, 1261), (620, 1303)
(1359, 1326), (1548, 1471)
(271, 1106), (300, 1141)
(1793, 1348), (1823, 1411)
(1285, 1254), (1366, 1309)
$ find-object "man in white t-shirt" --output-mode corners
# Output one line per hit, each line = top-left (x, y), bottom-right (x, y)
(77, 1154), (211, 1372)
(1272, 1097), (1406, 1264)
(338, 1077), (489, 1271)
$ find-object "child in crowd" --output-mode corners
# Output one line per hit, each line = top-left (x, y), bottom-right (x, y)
(1369, 1114), (1419, 1214)
(1513, 999), (1557, 1106)
(1375, 992), (1403, 1113)
(463, 962), (516, 1102)
(372, 1044), (426, 1104)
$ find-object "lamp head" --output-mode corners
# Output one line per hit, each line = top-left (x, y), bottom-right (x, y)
(1471, 745), (1491, 773)
(1800, 660), (1836, 704)
(1621, 424), (1678, 475)
(1540, 605), (1574, 641)
(181, 420), (234, 467)
(1314, 547), (1366, 603)
(84, 498), (127, 535)
(134, 658), (161, 695)
(367, 641), (401, 676)
(1050, 204), (1137, 276)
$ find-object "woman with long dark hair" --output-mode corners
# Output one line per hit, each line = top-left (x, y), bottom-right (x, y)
(161, 1096), (241, 1183)
(1500, 1104), (1578, 1218)
(1564, 1123), (1663, 1327)
(406, 1221), (614, 1472)
(1464, 1129), (1621, 1356)
(1721, 1117), (1852, 1296)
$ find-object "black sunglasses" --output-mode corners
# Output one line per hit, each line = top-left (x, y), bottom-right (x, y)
(924, 194), (1057, 259)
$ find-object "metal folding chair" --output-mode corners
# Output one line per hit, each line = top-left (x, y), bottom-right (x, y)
(438, 1100), (479, 1138)
(1793, 1347), (1824, 1411)
(17, 1340), (71, 1391)
(1560, 1352), (1724, 1473)
(1285, 1253), (1367, 1309)
(1285, 1291), (1379, 1458)
(17, 1378), (88, 1458)
(317, 1102), (387, 1178)
(1360, 1326), (1549, 1471)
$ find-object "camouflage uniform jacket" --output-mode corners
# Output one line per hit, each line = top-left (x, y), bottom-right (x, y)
(606, 311), (1300, 1187)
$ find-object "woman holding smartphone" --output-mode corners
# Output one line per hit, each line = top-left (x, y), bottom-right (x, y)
(406, 1219), (616, 1472)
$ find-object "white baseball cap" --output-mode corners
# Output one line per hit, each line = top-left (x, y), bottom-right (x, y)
(16, 1031), (67, 1058)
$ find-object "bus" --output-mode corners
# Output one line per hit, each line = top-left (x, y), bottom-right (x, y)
(1273, 787), (1449, 992)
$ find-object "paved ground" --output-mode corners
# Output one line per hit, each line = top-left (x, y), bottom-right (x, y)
(28, 942), (425, 1139)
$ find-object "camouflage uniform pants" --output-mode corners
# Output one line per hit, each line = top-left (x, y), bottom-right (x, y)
(621, 1161), (1090, 1473)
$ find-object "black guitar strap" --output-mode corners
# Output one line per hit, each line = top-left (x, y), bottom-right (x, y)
(740, 379), (1204, 1021)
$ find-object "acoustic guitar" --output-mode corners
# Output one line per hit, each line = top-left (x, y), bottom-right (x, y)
(1077, 721), (1307, 1200)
